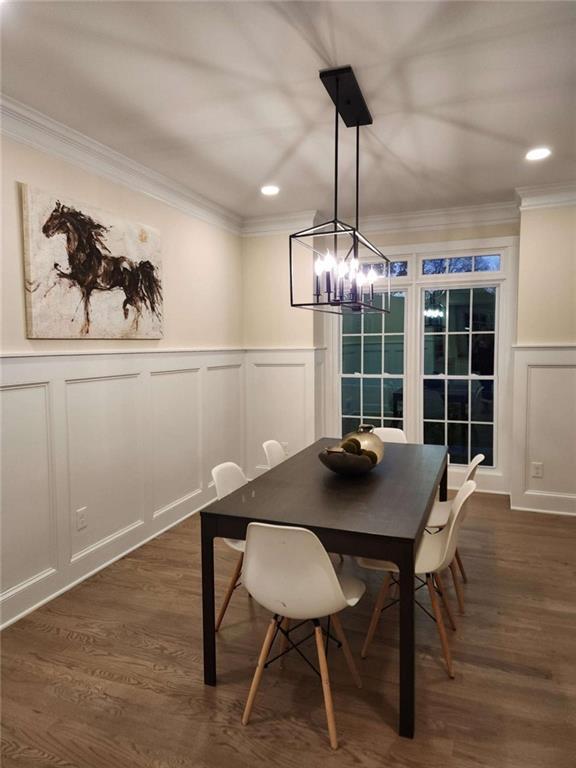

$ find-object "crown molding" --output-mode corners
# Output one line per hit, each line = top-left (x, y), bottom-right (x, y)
(241, 210), (317, 237)
(0, 95), (241, 234)
(358, 202), (519, 234)
(4, 95), (542, 239)
(516, 182), (576, 211)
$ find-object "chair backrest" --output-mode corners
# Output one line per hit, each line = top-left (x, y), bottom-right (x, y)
(242, 523), (348, 620)
(262, 440), (286, 469)
(211, 462), (247, 499)
(465, 453), (485, 483)
(373, 427), (407, 444)
(436, 480), (476, 571)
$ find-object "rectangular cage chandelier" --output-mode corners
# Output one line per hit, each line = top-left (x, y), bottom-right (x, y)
(289, 66), (390, 315)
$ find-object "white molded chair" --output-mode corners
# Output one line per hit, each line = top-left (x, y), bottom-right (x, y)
(373, 427), (407, 444)
(241, 522), (366, 750)
(358, 480), (476, 678)
(211, 462), (248, 631)
(262, 439), (286, 469)
(427, 453), (484, 600)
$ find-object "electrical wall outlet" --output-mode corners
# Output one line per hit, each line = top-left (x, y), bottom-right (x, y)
(76, 506), (88, 531)
(531, 462), (544, 479)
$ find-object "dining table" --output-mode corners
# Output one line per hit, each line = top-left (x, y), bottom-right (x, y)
(200, 437), (449, 738)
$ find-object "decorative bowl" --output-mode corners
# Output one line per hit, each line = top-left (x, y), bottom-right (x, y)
(319, 425), (384, 476)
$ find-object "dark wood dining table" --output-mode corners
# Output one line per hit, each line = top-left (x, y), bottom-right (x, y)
(200, 438), (448, 738)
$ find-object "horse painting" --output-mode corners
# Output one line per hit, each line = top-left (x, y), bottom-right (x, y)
(22, 186), (163, 339)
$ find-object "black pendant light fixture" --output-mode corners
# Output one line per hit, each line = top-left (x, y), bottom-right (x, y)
(289, 66), (390, 315)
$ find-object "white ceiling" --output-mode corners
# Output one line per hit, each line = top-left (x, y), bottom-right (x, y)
(2, 1), (575, 221)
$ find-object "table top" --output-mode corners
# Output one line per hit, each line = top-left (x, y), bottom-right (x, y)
(202, 438), (448, 542)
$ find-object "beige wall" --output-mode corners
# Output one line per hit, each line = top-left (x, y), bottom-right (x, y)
(517, 205), (576, 345)
(1, 137), (243, 353)
(241, 232), (314, 348)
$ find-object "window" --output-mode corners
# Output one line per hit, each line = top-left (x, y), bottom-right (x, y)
(422, 287), (496, 465)
(364, 260), (408, 278)
(341, 291), (406, 436)
(331, 240), (514, 480)
(422, 254), (501, 275)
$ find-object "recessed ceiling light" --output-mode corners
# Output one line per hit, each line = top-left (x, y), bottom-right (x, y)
(525, 146), (552, 161)
(261, 185), (280, 196)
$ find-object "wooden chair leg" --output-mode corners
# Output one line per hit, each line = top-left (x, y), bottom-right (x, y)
(426, 575), (454, 679)
(361, 573), (391, 659)
(331, 614), (362, 689)
(434, 571), (457, 631)
(215, 553), (243, 632)
(455, 548), (468, 583)
(314, 624), (338, 750)
(449, 560), (465, 614)
(242, 618), (278, 725)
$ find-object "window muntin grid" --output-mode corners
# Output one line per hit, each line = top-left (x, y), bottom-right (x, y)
(341, 291), (406, 436)
(422, 254), (501, 276)
(422, 286), (497, 466)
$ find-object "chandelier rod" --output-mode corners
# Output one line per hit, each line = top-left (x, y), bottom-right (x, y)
(334, 76), (339, 223)
(355, 123), (360, 232)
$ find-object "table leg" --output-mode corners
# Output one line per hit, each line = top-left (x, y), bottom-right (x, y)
(201, 515), (216, 686)
(439, 460), (448, 502)
(398, 547), (415, 738)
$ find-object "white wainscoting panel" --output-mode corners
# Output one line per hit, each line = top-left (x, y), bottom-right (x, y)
(66, 374), (144, 561)
(245, 349), (316, 477)
(511, 346), (576, 514)
(0, 350), (240, 627)
(526, 366), (576, 495)
(314, 349), (326, 440)
(203, 363), (245, 482)
(0, 383), (56, 596)
(150, 368), (202, 517)
(0, 348), (318, 627)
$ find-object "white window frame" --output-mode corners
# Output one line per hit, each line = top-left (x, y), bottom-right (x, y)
(323, 236), (518, 493)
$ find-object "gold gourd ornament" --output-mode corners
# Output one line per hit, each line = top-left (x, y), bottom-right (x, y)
(319, 424), (384, 476)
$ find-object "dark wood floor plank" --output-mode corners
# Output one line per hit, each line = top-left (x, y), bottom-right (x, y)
(2, 494), (576, 767)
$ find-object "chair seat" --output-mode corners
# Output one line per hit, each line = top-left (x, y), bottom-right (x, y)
(339, 575), (366, 607)
(427, 499), (451, 528)
(224, 538), (245, 553)
(357, 529), (448, 577)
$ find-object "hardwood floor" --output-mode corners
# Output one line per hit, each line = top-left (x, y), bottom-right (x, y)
(2, 494), (575, 767)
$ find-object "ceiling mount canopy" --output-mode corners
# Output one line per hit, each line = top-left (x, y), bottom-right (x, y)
(289, 66), (390, 315)
(319, 65), (373, 128)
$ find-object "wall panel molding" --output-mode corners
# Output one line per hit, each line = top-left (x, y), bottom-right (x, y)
(70, 519), (145, 563)
(0, 347), (317, 627)
(245, 349), (316, 478)
(1, 382), (58, 598)
(511, 346), (576, 514)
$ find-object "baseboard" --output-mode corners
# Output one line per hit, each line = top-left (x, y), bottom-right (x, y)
(509, 504), (575, 517)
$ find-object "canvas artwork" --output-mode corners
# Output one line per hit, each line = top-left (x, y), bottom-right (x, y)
(22, 185), (163, 339)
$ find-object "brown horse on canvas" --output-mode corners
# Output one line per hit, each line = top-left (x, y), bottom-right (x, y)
(42, 201), (162, 335)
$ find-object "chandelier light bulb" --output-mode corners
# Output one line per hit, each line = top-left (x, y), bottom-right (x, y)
(314, 257), (325, 277)
(324, 251), (335, 271)
(337, 261), (348, 278)
(367, 266), (377, 284)
(356, 271), (366, 288)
